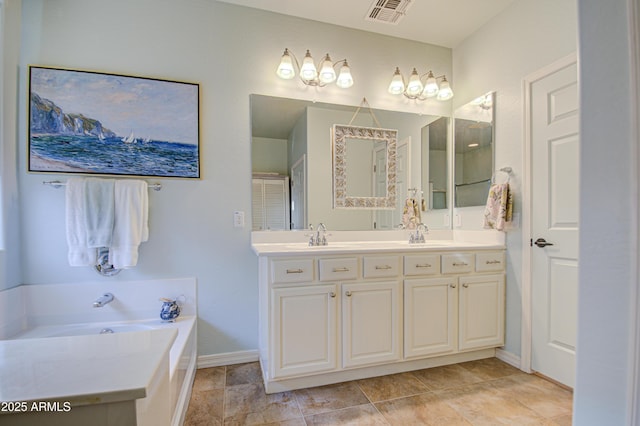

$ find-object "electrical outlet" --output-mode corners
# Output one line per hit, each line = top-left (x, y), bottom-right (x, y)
(233, 211), (245, 228)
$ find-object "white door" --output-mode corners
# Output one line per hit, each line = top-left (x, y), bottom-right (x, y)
(376, 137), (409, 229)
(530, 58), (579, 388)
(290, 155), (305, 230)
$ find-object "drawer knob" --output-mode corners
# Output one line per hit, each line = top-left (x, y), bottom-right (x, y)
(329, 292), (336, 298)
(375, 265), (392, 270)
(333, 267), (350, 272)
(416, 263), (432, 268)
(286, 268), (304, 274)
(345, 291), (352, 297)
(452, 262), (468, 267)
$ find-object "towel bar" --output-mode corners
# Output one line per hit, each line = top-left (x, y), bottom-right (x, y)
(43, 180), (162, 191)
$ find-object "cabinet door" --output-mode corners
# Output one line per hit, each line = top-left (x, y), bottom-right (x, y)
(458, 274), (505, 350)
(404, 277), (458, 359)
(271, 285), (337, 378)
(342, 281), (402, 368)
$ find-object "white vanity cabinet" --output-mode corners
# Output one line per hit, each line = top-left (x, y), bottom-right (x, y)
(342, 279), (402, 368)
(256, 246), (506, 394)
(271, 284), (338, 378)
(404, 277), (458, 359)
(458, 274), (505, 350)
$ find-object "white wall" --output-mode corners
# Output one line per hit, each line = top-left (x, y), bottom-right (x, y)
(0, 0), (22, 291)
(251, 137), (288, 175)
(574, 0), (639, 422)
(453, 0), (578, 356)
(16, 0), (452, 356)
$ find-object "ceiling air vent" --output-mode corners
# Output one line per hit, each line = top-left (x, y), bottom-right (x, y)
(365, 0), (413, 25)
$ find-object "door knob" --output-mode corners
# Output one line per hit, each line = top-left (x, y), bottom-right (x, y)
(534, 238), (554, 248)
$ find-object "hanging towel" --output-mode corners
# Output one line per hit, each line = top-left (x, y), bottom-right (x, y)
(109, 180), (149, 269)
(483, 183), (514, 231)
(65, 178), (115, 266)
(402, 197), (421, 229)
(84, 178), (116, 248)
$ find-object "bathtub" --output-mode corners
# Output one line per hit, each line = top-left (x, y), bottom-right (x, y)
(0, 278), (197, 426)
(13, 316), (196, 426)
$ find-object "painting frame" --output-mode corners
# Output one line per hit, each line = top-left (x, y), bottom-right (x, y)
(28, 65), (200, 179)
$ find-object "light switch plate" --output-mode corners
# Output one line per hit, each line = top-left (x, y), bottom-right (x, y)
(233, 211), (245, 228)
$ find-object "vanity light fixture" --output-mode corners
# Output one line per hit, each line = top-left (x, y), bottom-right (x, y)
(276, 48), (354, 89)
(388, 67), (454, 101)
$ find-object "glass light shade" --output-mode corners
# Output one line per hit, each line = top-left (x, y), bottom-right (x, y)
(336, 61), (354, 88)
(388, 67), (405, 95)
(423, 71), (439, 98)
(318, 54), (337, 84)
(276, 49), (295, 80)
(436, 77), (454, 100)
(300, 50), (318, 81)
(406, 68), (423, 97)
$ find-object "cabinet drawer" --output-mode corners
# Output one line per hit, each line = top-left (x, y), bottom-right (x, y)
(475, 251), (506, 272)
(404, 254), (441, 276)
(319, 258), (358, 282)
(441, 253), (474, 274)
(271, 259), (314, 284)
(363, 255), (400, 278)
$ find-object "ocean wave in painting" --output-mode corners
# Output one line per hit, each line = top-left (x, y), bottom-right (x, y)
(30, 135), (199, 178)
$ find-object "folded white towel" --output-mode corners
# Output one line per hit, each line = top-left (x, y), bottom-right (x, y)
(66, 178), (115, 266)
(84, 178), (115, 248)
(109, 180), (149, 269)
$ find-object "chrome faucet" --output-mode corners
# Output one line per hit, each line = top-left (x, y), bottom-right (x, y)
(307, 223), (328, 246)
(93, 292), (114, 308)
(409, 223), (429, 244)
(316, 223), (328, 246)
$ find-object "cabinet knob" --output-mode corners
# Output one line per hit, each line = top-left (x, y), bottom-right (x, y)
(329, 292), (336, 298)
(345, 291), (352, 297)
(462, 283), (469, 288)
(450, 284), (456, 288)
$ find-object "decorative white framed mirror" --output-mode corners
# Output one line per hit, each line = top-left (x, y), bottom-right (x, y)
(332, 124), (397, 209)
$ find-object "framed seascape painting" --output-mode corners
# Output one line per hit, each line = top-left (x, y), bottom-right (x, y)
(28, 66), (200, 178)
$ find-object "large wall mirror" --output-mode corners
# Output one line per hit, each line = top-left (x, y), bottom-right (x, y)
(250, 94), (451, 231)
(453, 92), (495, 207)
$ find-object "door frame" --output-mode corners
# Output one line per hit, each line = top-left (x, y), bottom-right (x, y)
(520, 52), (578, 374)
(290, 154), (306, 230)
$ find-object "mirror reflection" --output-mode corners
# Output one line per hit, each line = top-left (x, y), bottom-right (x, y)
(344, 137), (387, 198)
(453, 92), (495, 207)
(250, 94), (451, 231)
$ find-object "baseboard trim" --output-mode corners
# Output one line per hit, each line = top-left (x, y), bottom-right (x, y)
(197, 350), (260, 368)
(495, 348), (522, 370)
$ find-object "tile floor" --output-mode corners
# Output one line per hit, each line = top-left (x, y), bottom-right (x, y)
(184, 357), (572, 425)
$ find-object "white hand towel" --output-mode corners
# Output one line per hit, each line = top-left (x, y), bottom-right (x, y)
(84, 177), (115, 248)
(66, 178), (94, 266)
(65, 178), (115, 266)
(109, 180), (149, 269)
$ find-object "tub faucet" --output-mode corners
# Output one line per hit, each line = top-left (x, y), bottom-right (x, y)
(93, 293), (114, 308)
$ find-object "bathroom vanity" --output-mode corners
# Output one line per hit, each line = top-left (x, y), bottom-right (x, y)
(253, 234), (506, 393)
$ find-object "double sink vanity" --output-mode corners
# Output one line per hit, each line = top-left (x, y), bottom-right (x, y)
(252, 230), (506, 393)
